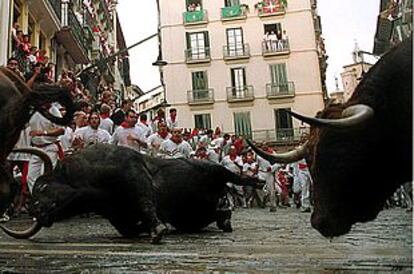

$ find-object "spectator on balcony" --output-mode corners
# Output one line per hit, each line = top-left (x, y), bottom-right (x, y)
(25, 62), (50, 88)
(263, 31), (271, 51)
(11, 22), (20, 53)
(282, 30), (288, 48)
(27, 46), (38, 68)
(36, 49), (48, 65)
(195, 3), (202, 11)
(188, 3), (196, 11)
(21, 35), (31, 56)
(6, 57), (24, 79)
(13, 30), (24, 59)
(269, 31), (277, 51)
(276, 29), (283, 50)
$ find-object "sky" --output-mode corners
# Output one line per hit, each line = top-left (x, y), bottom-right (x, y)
(117, 0), (379, 93)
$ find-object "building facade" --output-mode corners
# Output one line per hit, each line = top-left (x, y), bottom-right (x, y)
(159, 0), (326, 143)
(1, 0), (130, 101)
(374, 0), (412, 55)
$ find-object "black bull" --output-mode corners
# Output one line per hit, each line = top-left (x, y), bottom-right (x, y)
(0, 67), (74, 215)
(1, 144), (261, 243)
(248, 38), (412, 237)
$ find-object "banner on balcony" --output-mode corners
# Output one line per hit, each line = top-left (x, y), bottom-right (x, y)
(184, 10), (204, 23)
(222, 6), (242, 18)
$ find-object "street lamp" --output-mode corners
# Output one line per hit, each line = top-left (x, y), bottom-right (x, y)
(153, 0), (170, 108)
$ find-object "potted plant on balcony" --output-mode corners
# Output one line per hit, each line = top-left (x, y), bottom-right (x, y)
(240, 3), (250, 13)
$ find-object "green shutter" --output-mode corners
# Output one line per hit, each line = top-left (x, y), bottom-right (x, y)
(234, 112), (252, 138)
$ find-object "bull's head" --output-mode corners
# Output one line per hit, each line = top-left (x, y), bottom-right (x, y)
(248, 104), (385, 237)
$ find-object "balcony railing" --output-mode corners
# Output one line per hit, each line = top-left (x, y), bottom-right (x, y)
(256, 0), (286, 17)
(262, 39), (290, 56)
(226, 85), (254, 102)
(183, 10), (208, 25)
(223, 44), (250, 60)
(66, 8), (89, 55)
(185, 47), (211, 63)
(187, 89), (215, 105)
(48, 0), (62, 21)
(266, 82), (295, 98)
(250, 127), (309, 143)
(221, 5), (247, 21)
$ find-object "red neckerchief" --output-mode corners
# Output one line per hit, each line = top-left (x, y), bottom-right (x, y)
(100, 113), (110, 119)
(159, 131), (168, 139)
(121, 121), (134, 129)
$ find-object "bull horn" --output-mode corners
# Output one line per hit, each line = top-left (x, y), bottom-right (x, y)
(286, 104), (374, 128)
(0, 219), (42, 239)
(246, 139), (308, 164)
(12, 147), (53, 174)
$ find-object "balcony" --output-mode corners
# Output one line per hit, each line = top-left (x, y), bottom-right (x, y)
(185, 47), (211, 64)
(187, 89), (215, 105)
(221, 5), (248, 21)
(226, 85), (254, 102)
(266, 82), (295, 99)
(256, 0), (286, 17)
(250, 127), (309, 143)
(262, 39), (290, 56)
(56, 4), (90, 64)
(223, 44), (250, 60)
(183, 10), (208, 26)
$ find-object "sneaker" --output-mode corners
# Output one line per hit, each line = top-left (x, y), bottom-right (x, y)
(0, 214), (10, 222)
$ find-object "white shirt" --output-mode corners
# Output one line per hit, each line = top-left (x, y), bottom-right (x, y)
(166, 116), (178, 129)
(147, 132), (171, 149)
(136, 121), (153, 138)
(7, 127), (31, 161)
(110, 125), (146, 151)
(220, 155), (243, 174)
(58, 126), (74, 152)
(74, 126), (111, 145)
(243, 162), (258, 177)
(160, 139), (193, 159)
(29, 105), (63, 146)
(207, 149), (220, 163)
(99, 117), (114, 134)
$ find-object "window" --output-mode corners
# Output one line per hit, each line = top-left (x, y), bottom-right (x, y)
(224, 0), (240, 7)
(195, 114), (211, 129)
(270, 63), (289, 92)
(192, 71), (209, 99)
(274, 108), (293, 140)
(264, 23), (282, 34)
(226, 28), (245, 56)
(234, 112), (252, 138)
(231, 67), (246, 97)
(186, 0), (203, 10)
(186, 31), (210, 59)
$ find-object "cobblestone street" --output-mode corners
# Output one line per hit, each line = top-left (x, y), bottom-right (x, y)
(0, 208), (411, 273)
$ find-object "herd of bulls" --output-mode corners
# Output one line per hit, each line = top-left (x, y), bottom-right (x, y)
(0, 38), (411, 243)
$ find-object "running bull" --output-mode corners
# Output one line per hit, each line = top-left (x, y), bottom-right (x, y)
(1, 144), (261, 243)
(248, 38), (412, 237)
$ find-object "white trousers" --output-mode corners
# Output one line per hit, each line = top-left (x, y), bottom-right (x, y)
(27, 144), (59, 194)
